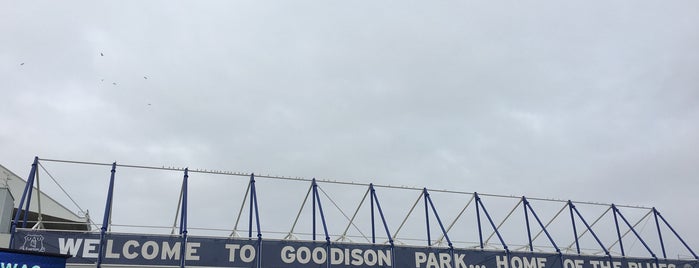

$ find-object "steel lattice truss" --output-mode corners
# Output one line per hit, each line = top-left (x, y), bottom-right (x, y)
(8, 157), (699, 268)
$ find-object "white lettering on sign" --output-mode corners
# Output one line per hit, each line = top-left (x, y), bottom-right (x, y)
(414, 252), (469, 268)
(629, 263), (676, 268)
(225, 244), (256, 263)
(57, 238), (199, 261)
(496, 256), (546, 268)
(564, 259), (584, 268)
(281, 246), (391, 266)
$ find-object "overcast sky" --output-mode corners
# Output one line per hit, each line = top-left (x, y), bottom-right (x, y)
(1, 0), (698, 257)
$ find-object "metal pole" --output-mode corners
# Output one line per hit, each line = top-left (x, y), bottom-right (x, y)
(249, 173), (255, 238)
(571, 202), (609, 255)
(568, 201), (580, 254)
(477, 194), (508, 252)
(251, 174), (262, 268)
(426, 191), (453, 249)
(252, 177), (262, 240)
(97, 163), (117, 268)
(654, 208), (698, 259)
(475, 192), (484, 249)
(312, 179), (317, 241)
(611, 205), (625, 257)
(653, 208), (667, 259)
(10, 157), (38, 247)
(34, 168), (42, 229)
(523, 197), (533, 251)
(314, 182), (331, 244)
(370, 183), (376, 244)
(423, 188), (431, 246)
(525, 200), (560, 253)
(21, 159), (40, 228)
(179, 168), (189, 268)
(614, 205), (655, 258)
(372, 187), (394, 246)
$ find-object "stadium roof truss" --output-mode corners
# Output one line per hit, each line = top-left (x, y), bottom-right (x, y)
(8, 157), (699, 268)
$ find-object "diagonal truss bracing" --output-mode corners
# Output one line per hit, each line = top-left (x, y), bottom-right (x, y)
(11, 157), (698, 261)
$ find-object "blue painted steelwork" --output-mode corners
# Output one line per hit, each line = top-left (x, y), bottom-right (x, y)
(96, 162), (117, 268)
(523, 196), (561, 254)
(568, 201), (609, 256)
(369, 183), (395, 268)
(476, 192), (484, 249)
(248, 173), (262, 268)
(20, 158), (39, 229)
(475, 192), (508, 252)
(654, 208), (667, 259)
(423, 188), (453, 249)
(423, 188), (431, 246)
(369, 183), (393, 246)
(9, 156), (38, 247)
(370, 184), (375, 243)
(248, 173), (262, 239)
(653, 208), (699, 260)
(11, 157), (699, 263)
(612, 203), (625, 257)
(311, 179), (330, 243)
(179, 168), (189, 268)
(524, 197), (533, 251)
(612, 204), (656, 259)
(568, 200), (581, 254)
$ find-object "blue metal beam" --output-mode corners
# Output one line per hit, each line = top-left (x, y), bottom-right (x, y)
(569, 201), (609, 256)
(312, 179), (330, 243)
(612, 204), (625, 257)
(370, 184), (394, 246)
(424, 188), (432, 246)
(96, 162), (117, 268)
(475, 193), (508, 252)
(523, 197), (560, 254)
(9, 156), (38, 247)
(179, 168), (189, 268)
(653, 208), (667, 259)
(653, 208), (698, 260)
(424, 188), (453, 249)
(612, 205), (655, 259)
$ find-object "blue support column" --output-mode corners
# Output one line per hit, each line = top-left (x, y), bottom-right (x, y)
(426, 190), (453, 249)
(523, 197), (560, 253)
(612, 204), (626, 257)
(9, 157), (39, 247)
(370, 184), (395, 267)
(476, 192), (483, 249)
(612, 205), (655, 259)
(97, 163), (117, 268)
(568, 201), (581, 254)
(475, 193), (508, 252)
(312, 179), (317, 241)
(311, 179), (330, 244)
(421, 189), (453, 249)
(523, 197), (534, 251)
(370, 184), (394, 246)
(653, 208), (667, 259)
(249, 173), (262, 239)
(370, 183), (376, 244)
(20, 159), (40, 228)
(653, 208), (698, 260)
(179, 168), (189, 268)
(569, 201), (609, 256)
(423, 188), (432, 246)
(248, 173), (262, 268)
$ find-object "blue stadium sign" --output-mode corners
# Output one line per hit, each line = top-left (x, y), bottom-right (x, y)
(12, 230), (698, 268)
(0, 248), (69, 268)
